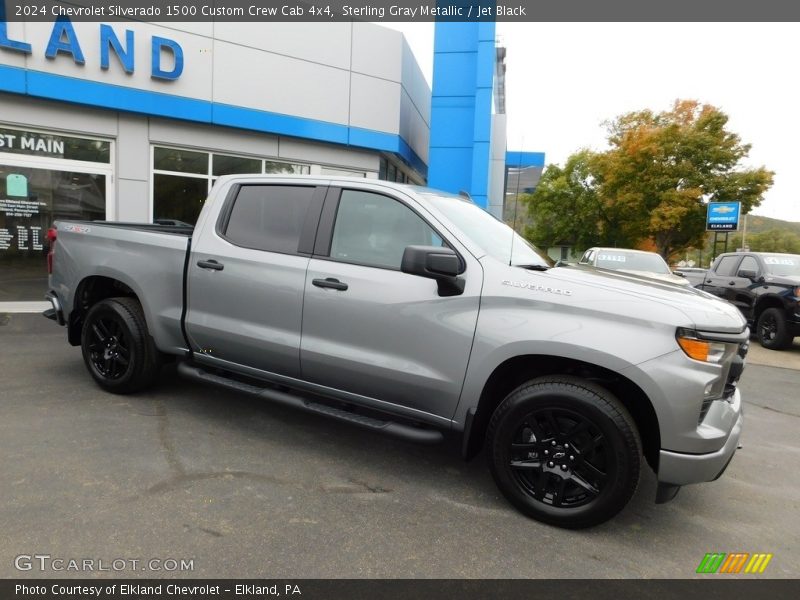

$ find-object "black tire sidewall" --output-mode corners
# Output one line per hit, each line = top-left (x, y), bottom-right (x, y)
(757, 308), (792, 350)
(487, 377), (641, 529)
(81, 298), (155, 393)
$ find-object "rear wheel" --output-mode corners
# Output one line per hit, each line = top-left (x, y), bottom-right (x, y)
(81, 297), (161, 394)
(487, 376), (641, 529)
(757, 308), (793, 350)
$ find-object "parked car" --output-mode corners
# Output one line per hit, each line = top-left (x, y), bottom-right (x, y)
(44, 175), (747, 528)
(579, 247), (691, 286)
(673, 267), (708, 287)
(698, 252), (800, 349)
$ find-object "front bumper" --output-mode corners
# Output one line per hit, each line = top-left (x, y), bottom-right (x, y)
(658, 410), (743, 486)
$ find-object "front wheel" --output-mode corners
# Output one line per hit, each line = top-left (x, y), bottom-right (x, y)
(757, 307), (793, 350)
(486, 376), (641, 529)
(81, 297), (161, 394)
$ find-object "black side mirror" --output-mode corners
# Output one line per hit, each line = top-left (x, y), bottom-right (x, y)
(738, 269), (758, 280)
(673, 271), (686, 277)
(401, 246), (465, 296)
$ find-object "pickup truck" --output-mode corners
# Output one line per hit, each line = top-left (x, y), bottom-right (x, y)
(44, 175), (748, 528)
(699, 251), (800, 349)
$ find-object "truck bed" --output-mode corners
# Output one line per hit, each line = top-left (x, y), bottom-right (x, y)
(50, 220), (192, 354)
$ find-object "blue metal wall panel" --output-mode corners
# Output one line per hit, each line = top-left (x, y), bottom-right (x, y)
(429, 21), (496, 208)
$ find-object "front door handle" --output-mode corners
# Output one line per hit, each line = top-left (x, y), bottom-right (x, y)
(197, 259), (224, 271)
(312, 277), (348, 291)
(729, 281), (736, 285)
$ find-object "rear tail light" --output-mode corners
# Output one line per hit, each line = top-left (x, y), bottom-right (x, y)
(47, 227), (57, 274)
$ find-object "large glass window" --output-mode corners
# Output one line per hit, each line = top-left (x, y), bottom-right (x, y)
(152, 146), (310, 225)
(0, 165), (106, 301)
(330, 190), (442, 270)
(223, 185), (315, 254)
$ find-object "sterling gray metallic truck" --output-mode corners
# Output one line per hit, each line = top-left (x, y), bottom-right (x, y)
(44, 175), (748, 528)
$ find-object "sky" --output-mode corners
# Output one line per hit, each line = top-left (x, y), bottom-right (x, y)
(384, 22), (800, 223)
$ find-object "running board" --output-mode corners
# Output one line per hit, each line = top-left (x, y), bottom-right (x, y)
(177, 362), (443, 445)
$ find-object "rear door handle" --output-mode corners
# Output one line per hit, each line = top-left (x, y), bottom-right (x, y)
(197, 259), (224, 271)
(729, 281), (736, 285)
(312, 277), (348, 291)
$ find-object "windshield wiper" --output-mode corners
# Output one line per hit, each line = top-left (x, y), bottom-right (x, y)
(514, 264), (550, 271)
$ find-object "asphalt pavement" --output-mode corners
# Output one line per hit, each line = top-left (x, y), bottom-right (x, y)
(1, 314), (798, 579)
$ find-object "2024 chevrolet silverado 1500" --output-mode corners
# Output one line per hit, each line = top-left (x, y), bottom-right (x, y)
(699, 251), (800, 350)
(44, 176), (748, 528)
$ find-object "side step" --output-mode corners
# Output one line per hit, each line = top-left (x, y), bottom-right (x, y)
(177, 362), (443, 445)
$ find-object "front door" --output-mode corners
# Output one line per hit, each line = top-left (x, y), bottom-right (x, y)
(299, 187), (481, 420)
(185, 184), (325, 378)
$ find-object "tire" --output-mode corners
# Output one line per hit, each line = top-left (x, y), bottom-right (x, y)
(757, 308), (793, 350)
(80, 297), (161, 394)
(486, 376), (641, 529)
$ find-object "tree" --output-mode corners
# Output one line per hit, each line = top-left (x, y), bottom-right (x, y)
(522, 150), (638, 250)
(524, 100), (774, 259)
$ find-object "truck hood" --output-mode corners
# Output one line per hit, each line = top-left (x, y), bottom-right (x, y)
(765, 274), (800, 286)
(535, 264), (747, 333)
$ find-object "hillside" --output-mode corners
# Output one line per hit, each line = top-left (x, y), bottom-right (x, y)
(742, 214), (800, 235)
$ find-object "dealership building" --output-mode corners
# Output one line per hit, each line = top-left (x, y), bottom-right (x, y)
(0, 16), (542, 302)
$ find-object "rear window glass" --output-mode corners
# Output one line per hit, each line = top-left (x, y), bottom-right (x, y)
(224, 185), (314, 254)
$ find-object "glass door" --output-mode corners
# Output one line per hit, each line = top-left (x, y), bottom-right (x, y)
(0, 161), (110, 301)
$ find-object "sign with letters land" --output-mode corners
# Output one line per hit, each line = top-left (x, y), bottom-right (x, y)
(706, 201), (741, 231)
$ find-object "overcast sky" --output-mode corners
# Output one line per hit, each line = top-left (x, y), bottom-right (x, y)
(386, 22), (800, 223)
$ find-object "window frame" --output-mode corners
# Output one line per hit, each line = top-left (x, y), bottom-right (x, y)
(312, 186), (465, 273)
(215, 183), (326, 257)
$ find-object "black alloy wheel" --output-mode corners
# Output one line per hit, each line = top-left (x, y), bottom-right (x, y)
(86, 316), (131, 380)
(757, 307), (792, 350)
(509, 408), (608, 508)
(487, 376), (641, 529)
(81, 297), (162, 394)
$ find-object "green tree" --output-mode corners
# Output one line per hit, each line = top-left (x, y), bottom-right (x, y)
(524, 100), (774, 258)
(522, 150), (637, 250)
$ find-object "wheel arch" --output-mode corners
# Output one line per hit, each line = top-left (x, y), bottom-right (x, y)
(67, 275), (140, 346)
(753, 294), (786, 325)
(463, 354), (661, 473)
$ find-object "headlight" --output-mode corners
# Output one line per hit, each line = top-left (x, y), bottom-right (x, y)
(676, 329), (737, 364)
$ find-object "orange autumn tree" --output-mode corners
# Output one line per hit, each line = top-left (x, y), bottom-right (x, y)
(525, 100), (774, 259)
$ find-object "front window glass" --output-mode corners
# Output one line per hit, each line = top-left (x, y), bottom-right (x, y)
(330, 190), (442, 269)
(715, 255), (742, 277)
(762, 254), (800, 276)
(424, 193), (552, 268)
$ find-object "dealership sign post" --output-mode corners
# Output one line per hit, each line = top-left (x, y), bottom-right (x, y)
(707, 201), (741, 259)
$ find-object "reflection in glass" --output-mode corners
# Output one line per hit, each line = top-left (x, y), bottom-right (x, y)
(154, 147), (209, 174)
(153, 174), (208, 225)
(0, 165), (106, 301)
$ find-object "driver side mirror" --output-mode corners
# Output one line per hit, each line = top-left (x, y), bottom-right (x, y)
(738, 269), (758, 280)
(401, 246), (465, 297)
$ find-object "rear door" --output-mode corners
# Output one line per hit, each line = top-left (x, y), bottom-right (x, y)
(185, 183), (325, 377)
(299, 187), (481, 420)
(702, 255), (742, 299)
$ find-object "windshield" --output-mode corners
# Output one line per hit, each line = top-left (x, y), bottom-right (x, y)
(762, 255), (800, 277)
(594, 250), (671, 274)
(423, 194), (553, 268)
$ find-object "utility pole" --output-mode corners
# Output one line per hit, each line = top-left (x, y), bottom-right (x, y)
(741, 213), (748, 251)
